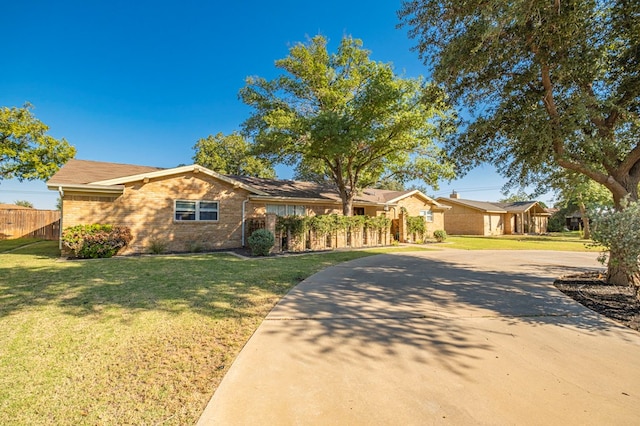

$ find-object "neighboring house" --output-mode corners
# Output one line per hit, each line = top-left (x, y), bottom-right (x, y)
(436, 192), (550, 236)
(47, 159), (448, 254)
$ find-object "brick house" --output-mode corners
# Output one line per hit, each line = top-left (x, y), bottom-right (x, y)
(436, 192), (550, 236)
(47, 159), (448, 254)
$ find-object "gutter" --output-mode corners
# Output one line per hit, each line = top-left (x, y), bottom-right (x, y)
(242, 198), (249, 247)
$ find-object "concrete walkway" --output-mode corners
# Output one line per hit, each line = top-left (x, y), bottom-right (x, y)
(198, 250), (640, 425)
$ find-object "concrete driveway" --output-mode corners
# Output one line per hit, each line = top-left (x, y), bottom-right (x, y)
(198, 249), (640, 425)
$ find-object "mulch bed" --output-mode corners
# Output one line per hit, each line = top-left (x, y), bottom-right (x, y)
(554, 272), (640, 332)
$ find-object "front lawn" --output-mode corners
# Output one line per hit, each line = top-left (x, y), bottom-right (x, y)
(445, 232), (602, 251)
(0, 241), (426, 425)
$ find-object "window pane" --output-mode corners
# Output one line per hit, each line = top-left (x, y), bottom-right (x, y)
(200, 201), (218, 211)
(199, 211), (218, 221)
(176, 201), (196, 221)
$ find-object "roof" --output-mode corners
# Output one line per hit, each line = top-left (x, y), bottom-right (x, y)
(48, 159), (163, 185)
(48, 159), (443, 207)
(437, 197), (549, 215)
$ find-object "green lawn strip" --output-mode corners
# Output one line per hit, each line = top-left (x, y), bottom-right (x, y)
(1, 243), (422, 425)
(0, 238), (45, 253)
(446, 233), (602, 251)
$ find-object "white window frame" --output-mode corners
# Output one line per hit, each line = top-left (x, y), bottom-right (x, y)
(266, 204), (306, 216)
(174, 200), (219, 222)
(419, 209), (434, 223)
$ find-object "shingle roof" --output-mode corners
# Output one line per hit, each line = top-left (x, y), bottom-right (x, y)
(230, 175), (410, 204)
(48, 159), (439, 206)
(47, 159), (163, 185)
(437, 197), (547, 214)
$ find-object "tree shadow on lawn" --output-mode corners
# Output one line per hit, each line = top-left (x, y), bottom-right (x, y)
(257, 252), (631, 378)
(0, 252), (297, 320)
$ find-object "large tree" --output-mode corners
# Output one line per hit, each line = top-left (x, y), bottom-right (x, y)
(399, 1), (640, 285)
(192, 132), (276, 178)
(240, 35), (455, 215)
(1, 104), (76, 181)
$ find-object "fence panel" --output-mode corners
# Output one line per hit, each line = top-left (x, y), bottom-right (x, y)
(0, 209), (61, 240)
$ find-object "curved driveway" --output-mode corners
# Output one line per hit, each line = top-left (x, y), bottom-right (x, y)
(199, 249), (640, 425)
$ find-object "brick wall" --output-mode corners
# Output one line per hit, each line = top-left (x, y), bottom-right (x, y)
(396, 195), (446, 238)
(440, 203), (486, 235)
(61, 172), (250, 254)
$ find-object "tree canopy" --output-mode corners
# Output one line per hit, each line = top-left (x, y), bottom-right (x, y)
(400, 0), (640, 287)
(192, 132), (275, 178)
(240, 35), (455, 215)
(399, 1), (640, 209)
(1, 104), (76, 182)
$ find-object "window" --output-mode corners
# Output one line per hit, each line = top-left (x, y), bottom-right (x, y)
(419, 210), (434, 222)
(175, 200), (219, 221)
(266, 204), (305, 216)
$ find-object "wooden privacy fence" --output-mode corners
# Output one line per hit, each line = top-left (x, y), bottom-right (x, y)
(0, 209), (61, 240)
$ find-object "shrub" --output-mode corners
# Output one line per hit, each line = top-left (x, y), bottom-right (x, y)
(62, 224), (132, 258)
(148, 239), (168, 254)
(433, 229), (447, 242)
(248, 229), (275, 256)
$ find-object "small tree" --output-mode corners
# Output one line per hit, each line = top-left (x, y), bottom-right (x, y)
(590, 200), (640, 294)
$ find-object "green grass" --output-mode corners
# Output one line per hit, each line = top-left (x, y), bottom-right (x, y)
(445, 232), (602, 251)
(0, 238), (46, 253)
(0, 241), (423, 425)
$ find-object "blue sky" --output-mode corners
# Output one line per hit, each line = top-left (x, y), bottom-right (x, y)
(1, 0), (547, 209)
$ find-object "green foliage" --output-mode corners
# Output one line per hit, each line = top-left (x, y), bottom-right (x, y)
(276, 216), (307, 238)
(399, 1), (640, 207)
(547, 211), (566, 233)
(13, 200), (33, 208)
(433, 229), (447, 242)
(192, 132), (275, 178)
(406, 216), (426, 238)
(240, 35), (456, 214)
(247, 229), (275, 256)
(590, 200), (640, 284)
(61, 224), (132, 259)
(0, 104), (76, 181)
(148, 239), (168, 254)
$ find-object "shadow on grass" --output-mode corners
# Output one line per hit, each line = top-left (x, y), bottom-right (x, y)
(0, 243), (374, 320)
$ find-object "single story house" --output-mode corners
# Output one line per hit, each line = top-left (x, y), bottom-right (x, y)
(47, 159), (449, 254)
(436, 192), (550, 236)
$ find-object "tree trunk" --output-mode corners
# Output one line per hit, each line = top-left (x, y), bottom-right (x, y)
(607, 258), (640, 300)
(578, 201), (590, 240)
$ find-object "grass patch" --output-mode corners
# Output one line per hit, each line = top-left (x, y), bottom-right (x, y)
(0, 241), (419, 425)
(0, 238), (45, 253)
(446, 233), (602, 251)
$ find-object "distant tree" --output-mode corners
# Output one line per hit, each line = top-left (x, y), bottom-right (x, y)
(499, 190), (534, 204)
(399, 1), (640, 286)
(551, 172), (613, 239)
(55, 197), (62, 211)
(192, 132), (276, 178)
(1, 104), (76, 182)
(240, 35), (455, 215)
(14, 200), (33, 208)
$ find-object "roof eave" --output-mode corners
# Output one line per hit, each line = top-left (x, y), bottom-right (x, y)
(47, 183), (125, 194)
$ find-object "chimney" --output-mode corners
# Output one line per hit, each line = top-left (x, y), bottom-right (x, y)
(450, 190), (460, 199)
